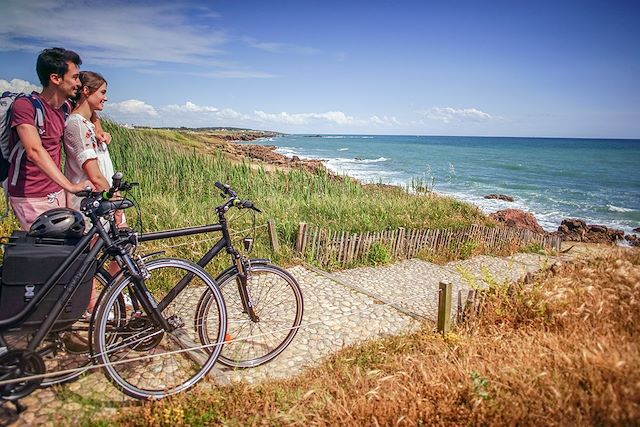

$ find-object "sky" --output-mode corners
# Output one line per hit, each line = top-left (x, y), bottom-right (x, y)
(1, 0), (639, 138)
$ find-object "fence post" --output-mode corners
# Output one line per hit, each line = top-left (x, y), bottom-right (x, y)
(268, 219), (279, 252)
(295, 222), (307, 254)
(396, 227), (405, 257)
(437, 281), (452, 334)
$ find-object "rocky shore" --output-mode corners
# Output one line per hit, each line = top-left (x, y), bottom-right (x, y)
(189, 129), (331, 175)
(490, 208), (637, 246)
(190, 129), (638, 247)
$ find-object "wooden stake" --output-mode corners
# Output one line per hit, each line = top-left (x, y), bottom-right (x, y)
(437, 281), (453, 334)
(295, 222), (307, 254)
(267, 219), (279, 252)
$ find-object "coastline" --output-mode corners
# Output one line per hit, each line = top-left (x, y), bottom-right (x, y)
(219, 132), (638, 246)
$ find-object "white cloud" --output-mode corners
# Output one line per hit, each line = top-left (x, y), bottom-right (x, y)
(0, 0), (226, 66)
(368, 115), (401, 126)
(254, 110), (355, 125)
(162, 101), (219, 113)
(0, 78), (41, 94)
(106, 99), (158, 116)
(218, 108), (249, 120)
(242, 37), (319, 55)
(421, 107), (494, 123)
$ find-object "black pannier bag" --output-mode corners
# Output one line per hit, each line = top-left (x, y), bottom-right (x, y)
(0, 231), (96, 331)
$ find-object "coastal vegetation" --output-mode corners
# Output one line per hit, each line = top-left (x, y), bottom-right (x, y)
(0, 122), (488, 271)
(82, 247), (639, 426)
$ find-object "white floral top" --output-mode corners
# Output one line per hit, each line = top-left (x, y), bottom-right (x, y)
(64, 113), (115, 211)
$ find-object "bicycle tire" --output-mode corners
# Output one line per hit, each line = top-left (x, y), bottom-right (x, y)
(197, 261), (303, 368)
(92, 258), (226, 400)
(0, 269), (116, 388)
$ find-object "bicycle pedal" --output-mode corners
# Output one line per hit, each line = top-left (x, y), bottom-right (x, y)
(12, 399), (26, 414)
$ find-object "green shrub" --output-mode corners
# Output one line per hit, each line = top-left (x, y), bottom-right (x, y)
(367, 242), (390, 265)
(521, 242), (545, 255)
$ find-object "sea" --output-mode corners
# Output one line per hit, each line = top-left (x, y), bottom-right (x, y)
(246, 134), (640, 235)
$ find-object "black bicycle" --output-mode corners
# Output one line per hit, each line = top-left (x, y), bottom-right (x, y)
(134, 182), (304, 369)
(42, 180), (303, 384)
(0, 174), (227, 408)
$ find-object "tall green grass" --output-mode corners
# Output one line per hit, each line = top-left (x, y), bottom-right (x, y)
(1, 122), (489, 270)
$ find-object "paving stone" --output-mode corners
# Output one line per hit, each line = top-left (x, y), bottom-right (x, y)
(0, 252), (558, 425)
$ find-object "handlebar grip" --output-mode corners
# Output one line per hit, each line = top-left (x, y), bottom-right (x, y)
(105, 172), (124, 199)
(112, 172), (123, 189)
(75, 186), (94, 198)
(214, 181), (227, 192)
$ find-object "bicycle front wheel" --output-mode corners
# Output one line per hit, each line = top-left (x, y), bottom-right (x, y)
(197, 262), (303, 368)
(93, 258), (226, 400)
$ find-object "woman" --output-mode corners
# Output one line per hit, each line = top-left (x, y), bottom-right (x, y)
(64, 71), (113, 209)
(63, 71), (123, 324)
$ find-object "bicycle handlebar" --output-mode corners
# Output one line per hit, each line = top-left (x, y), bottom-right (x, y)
(215, 181), (237, 198)
(75, 172), (138, 199)
(107, 172), (124, 198)
(215, 182), (261, 213)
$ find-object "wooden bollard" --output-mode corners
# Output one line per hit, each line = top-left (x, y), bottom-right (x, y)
(437, 281), (452, 334)
(268, 219), (279, 252)
(295, 222), (307, 254)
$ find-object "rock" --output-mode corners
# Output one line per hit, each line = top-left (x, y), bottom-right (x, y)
(484, 194), (514, 202)
(291, 155), (300, 162)
(555, 218), (624, 244)
(633, 227), (640, 233)
(489, 209), (545, 234)
(625, 234), (640, 247)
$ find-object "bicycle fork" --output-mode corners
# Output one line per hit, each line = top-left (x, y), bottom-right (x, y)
(235, 258), (259, 323)
(117, 254), (173, 332)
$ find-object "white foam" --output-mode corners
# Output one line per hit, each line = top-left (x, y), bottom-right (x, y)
(338, 148), (349, 151)
(608, 204), (635, 213)
(356, 157), (388, 163)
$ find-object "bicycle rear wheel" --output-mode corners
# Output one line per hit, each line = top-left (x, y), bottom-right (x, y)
(0, 269), (115, 387)
(93, 258), (226, 400)
(197, 262), (303, 368)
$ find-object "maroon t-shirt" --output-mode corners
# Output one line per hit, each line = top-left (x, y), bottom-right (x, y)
(8, 92), (66, 197)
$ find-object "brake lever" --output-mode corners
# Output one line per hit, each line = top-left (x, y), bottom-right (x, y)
(241, 200), (262, 213)
(120, 181), (139, 191)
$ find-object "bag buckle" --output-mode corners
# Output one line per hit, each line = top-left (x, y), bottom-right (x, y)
(24, 285), (35, 302)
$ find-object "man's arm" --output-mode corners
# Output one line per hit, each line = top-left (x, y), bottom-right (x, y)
(17, 124), (92, 193)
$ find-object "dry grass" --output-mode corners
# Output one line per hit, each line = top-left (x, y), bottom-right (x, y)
(80, 247), (640, 426)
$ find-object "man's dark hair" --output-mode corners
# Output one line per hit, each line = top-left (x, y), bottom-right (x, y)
(36, 47), (82, 87)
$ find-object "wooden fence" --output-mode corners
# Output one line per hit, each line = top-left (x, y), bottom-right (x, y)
(294, 223), (561, 268)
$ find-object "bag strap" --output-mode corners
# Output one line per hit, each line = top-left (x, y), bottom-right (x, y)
(7, 94), (47, 184)
(1, 94), (49, 219)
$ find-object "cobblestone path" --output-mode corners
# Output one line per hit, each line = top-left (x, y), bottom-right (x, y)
(1, 251), (565, 426)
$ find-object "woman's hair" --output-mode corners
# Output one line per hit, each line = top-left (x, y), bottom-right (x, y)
(75, 71), (107, 102)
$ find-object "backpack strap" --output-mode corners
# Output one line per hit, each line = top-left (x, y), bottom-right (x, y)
(27, 95), (46, 135)
(6, 94), (47, 187)
(61, 99), (72, 121)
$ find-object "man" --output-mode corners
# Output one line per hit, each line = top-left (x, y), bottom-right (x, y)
(8, 47), (92, 230)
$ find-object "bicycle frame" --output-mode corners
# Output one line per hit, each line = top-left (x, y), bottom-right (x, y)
(138, 211), (260, 321)
(0, 215), (170, 356)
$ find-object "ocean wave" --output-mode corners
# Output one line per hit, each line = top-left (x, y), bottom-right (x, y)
(356, 157), (388, 163)
(320, 156), (390, 165)
(338, 148), (349, 151)
(607, 204), (636, 213)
